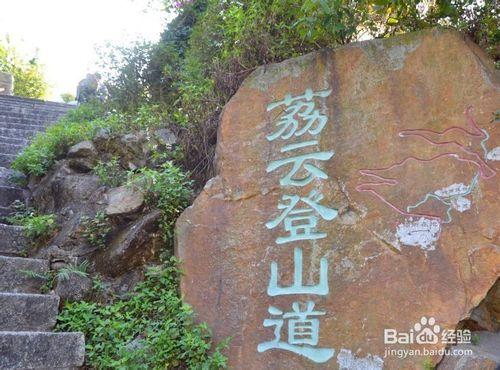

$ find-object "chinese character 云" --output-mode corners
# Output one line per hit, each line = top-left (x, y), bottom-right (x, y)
(257, 301), (335, 363)
(267, 150), (334, 187)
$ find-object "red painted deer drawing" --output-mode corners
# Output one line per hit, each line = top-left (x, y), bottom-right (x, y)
(356, 107), (499, 250)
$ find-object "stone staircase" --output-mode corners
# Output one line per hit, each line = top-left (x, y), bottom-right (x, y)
(0, 169), (85, 369)
(0, 95), (73, 167)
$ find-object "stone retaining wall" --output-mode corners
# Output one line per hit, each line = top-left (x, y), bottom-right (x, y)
(0, 95), (73, 167)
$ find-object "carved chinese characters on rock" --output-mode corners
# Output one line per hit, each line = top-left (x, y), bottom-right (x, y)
(258, 88), (337, 363)
(175, 30), (500, 370)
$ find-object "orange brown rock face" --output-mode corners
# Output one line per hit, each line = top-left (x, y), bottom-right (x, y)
(175, 29), (499, 369)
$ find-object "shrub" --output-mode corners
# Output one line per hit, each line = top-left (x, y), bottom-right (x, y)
(128, 162), (192, 245)
(80, 211), (112, 249)
(12, 103), (104, 176)
(93, 157), (128, 188)
(7, 205), (57, 241)
(56, 258), (228, 369)
(12, 103), (169, 177)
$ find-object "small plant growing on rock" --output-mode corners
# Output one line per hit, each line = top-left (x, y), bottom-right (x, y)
(57, 260), (89, 281)
(422, 357), (435, 370)
(81, 211), (111, 249)
(471, 333), (480, 345)
(93, 157), (128, 187)
(128, 162), (192, 246)
(7, 204), (57, 243)
(21, 260), (89, 294)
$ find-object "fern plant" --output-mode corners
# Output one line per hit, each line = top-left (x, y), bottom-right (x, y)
(20, 261), (89, 294)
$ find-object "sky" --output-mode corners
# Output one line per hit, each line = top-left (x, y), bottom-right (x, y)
(0, 0), (170, 101)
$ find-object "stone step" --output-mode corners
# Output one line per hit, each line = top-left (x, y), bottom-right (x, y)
(0, 135), (28, 146)
(0, 145), (25, 157)
(0, 142), (25, 154)
(0, 331), (85, 369)
(0, 224), (27, 256)
(0, 205), (11, 218)
(0, 185), (25, 207)
(0, 115), (57, 126)
(0, 100), (72, 113)
(0, 256), (49, 293)
(0, 127), (37, 140)
(0, 121), (46, 132)
(0, 293), (59, 331)
(0, 167), (23, 187)
(0, 153), (16, 168)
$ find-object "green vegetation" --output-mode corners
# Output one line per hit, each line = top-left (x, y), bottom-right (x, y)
(129, 162), (193, 246)
(11, 103), (104, 176)
(21, 261), (89, 294)
(57, 259), (228, 369)
(97, 0), (499, 184)
(422, 357), (435, 370)
(471, 332), (480, 345)
(80, 211), (111, 249)
(6, 202), (57, 241)
(0, 38), (49, 99)
(93, 157), (128, 187)
(11, 103), (167, 176)
(60, 92), (76, 103)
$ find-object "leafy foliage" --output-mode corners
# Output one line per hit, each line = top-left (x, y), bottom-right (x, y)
(11, 103), (104, 176)
(6, 203), (57, 241)
(80, 212), (112, 249)
(96, 0), (498, 187)
(0, 38), (49, 99)
(129, 162), (193, 245)
(21, 261), (89, 294)
(57, 260), (90, 281)
(56, 259), (228, 369)
(93, 157), (128, 187)
(60, 92), (76, 103)
(11, 103), (167, 177)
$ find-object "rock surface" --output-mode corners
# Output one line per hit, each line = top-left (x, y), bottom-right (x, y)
(438, 331), (500, 370)
(0, 293), (59, 331)
(67, 140), (98, 158)
(105, 185), (144, 216)
(176, 29), (500, 369)
(97, 209), (162, 276)
(0, 224), (28, 256)
(0, 256), (49, 294)
(54, 272), (93, 303)
(0, 332), (85, 369)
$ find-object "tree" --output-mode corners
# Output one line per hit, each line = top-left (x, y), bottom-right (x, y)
(60, 92), (76, 103)
(0, 38), (49, 99)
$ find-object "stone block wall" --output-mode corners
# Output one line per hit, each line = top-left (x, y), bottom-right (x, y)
(0, 95), (74, 167)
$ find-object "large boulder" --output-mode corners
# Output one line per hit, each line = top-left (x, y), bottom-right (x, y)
(97, 210), (162, 277)
(176, 29), (499, 369)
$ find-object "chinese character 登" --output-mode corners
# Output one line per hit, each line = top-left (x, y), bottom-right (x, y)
(266, 190), (338, 244)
